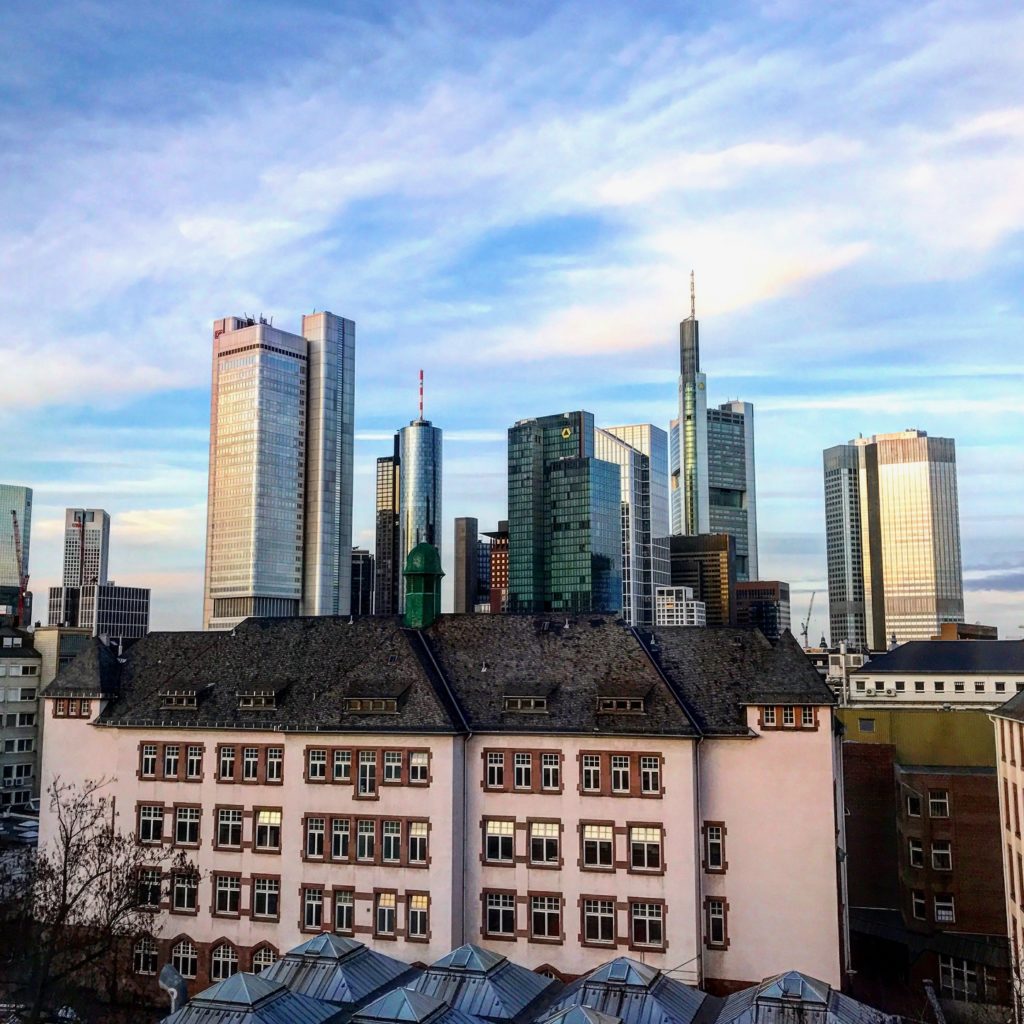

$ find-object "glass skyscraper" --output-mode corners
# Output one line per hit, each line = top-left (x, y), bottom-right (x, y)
(0, 484), (32, 624)
(398, 417), (442, 609)
(507, 411), (621, 615)
(202, 312), (355, 630)
(61, 508), (110, 587)
(374, 437), (401, 615)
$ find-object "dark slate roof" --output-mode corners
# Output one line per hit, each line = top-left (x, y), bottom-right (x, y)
(44, 636), (120, 695)
(645, 629), (835, 736)
(161, 972), (344, 1024)
(994, 690), (1024, 723)
(424, 615), (699, 736)
(0, 626), (40, 660)
(859, 641), (1024, 676)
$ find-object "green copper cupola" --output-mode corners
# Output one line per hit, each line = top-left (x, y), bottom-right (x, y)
(403, 542), (444, 629)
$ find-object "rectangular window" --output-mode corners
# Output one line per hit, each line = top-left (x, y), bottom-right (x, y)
(357, 819), (375, 861)
(333, 749), (351, 782)
(163, 745), (180, 778)
(303, 888), (323, 929)
(218, 746), (236, 781)
(186, 745), (203, 779)
(408, 894), (429, 938)
(895, 681), (906, 692)
(932, 840), (953, 871)
(332, 818), (351, 860)
(486, 752), (505, 789)
(704, 824), (725, 871)
(611, 755), (630, 793)
(912, 890), (926, 920)
(906, 793), (922, 817)
(935, 894), (956, 923)
(763, 706), (776, 726)
(530, 895), (561, 939)
(930, 790), (950, 817)
(630, 826), (662, 871)
(640, 756), (660, 794)
(139, 805), (163, 844)
(141, 744), (157, 778)
(306, 816), (325, 858)
(801, 706), (814, 727)
(935, 681), (945, 693)
(214, 875), (241, 915)
(783, 706), (795, 727)
(255, 809), (281, 851)
(253, 878), (280, 919)
(706, 899), (727, 947)
(975, 681), (985, 693)
(954, 681), (965, 693)
(908, 837), (923, 867)
(631, 902), (664, 948)
(375, 892), (396, 936)
(582, 824), (613, 868)
(137, 868), (161, 908)
(358, 751), (377, 796)
(915, 681), (925, 692)
(541, 753), (560, 791)
(175, 806), (200, 846)
(172, 873), (197, 912)
(583, 898), (615, 944)
(408, 821), (428, 864)
(382, 820), (401, 863)
(940, 956), (985, 1002)
(582, 754), (601, 792)
(383, 751), (402, 782)
(308, 748), (327, 780)
(217, 808), (242, 848)
(410, 751), (429, 783)
(242, 747), (259, 781)
(858, 718), (875, 733)
(266, 747), (283, 782)
(514, 752), (532, 790)
(530, 822), (559, 865)
(485, 892), (516, 936)
(334, 890), (354, 934)
(486, 819), (515, 863)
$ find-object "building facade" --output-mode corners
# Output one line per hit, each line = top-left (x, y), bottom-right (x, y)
(669, 534), (736, 628)
(0, 484), (32, 627)
(508, 412), (621, 615)
(49, 582), (151, 641)
(398, 419), (442, 609)
(484, 522), (509, 614)
(0, 625), (41, 806)
(61, 508), (110, 587)
(375, 439), (401, 615)
(350, 549), (374, 617)
(734, 582), (790, 641)
(454, 518), (479, 615)
(824, 431), (963, 650)
(655, 586), (707, 626)
(202, 313), (355, 630)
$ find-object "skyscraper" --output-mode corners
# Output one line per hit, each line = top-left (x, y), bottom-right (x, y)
(202, 312), (355, 630)
(669, 277), (758, 580)
(350, 547), (374, 616)
(374, 437), (401, 615)
(824, 429), (964, 649)
(0, 485), (31, 626)
(61, 508), (110, 587)
(668, 533), (736, 627)
(507, 411), (621, 615)
(484, 521), (509, 614)
(735, 580), (791, 640)
(454, 517), (479, 614)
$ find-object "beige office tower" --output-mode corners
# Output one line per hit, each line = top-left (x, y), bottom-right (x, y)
(202, 313), (355, 630)
(823, 429), (963, 650)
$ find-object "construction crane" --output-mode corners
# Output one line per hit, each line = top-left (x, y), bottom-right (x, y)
(800, 590), (817, 649)
(10, 510), (29, 628)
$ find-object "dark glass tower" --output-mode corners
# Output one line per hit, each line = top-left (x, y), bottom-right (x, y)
(507, 411), (622, 615)
(374, 436), (401, 615)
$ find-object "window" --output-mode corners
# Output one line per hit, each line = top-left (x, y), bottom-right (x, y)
(242, 747), (259, 781)
(382, 820), (401, 862)
(940, 956), (987, 1002)
(908, 837), (923, 867)
(486, 752), (505, 789)
(410, 751), (429, 783)
(217, 808), (242, 848)
(375, 892), (396, 936)
(252, 947), (278, 973)
(334, 890), (354, 934)
(219, 746), (236, 781)
(597, 697), (644, 713)
(134, 937), (158, 975)
(306, 816), (325, 858)
(408, 821), (428, 864)
(932, 840), (953, 871)
(530, 822), (559, 865)
(541, 753), (560, 791)
(706, 899), (727, 947)
(912, 890), (926, 920)
(514, 753), (532, 790)
(954, 681), (965, 693)
(915, 681), (925, 692)
(611, 756), (630, 793)
(333, 749), (352, 782)
(408, 894), (429, 938)
(504, 696), (548, 712)
(186, 745), (203, 779)
(308, 748), (327, 780)
(582, 755), (601, 792)
(214, 875), (241, 916)
(384, 751), (402, 782)
(357, 819), (375, 861)
(172, 873), (198, 913)
(858, 718), (875, 733)
(486, 819), (515, 863)
(935, 681), (945, 693)
(583, 898), (615, 944)
(855, 681), (865, 692)
(266, 747), (283, 782)
(906, 793), (922, 817)
(175, 806), (200, 846)
(640, 756), (661, 794)
(172, 940), (198, 979)
(783, 706), (795, 727)
(631, 902), (664, 948)
(975, 681), (985, 693)
(210, 944), (238, 981)
(485, 892), (516, 935)
(141, 744), (157, 778)
(139, 805), (163, 844)
(137, 868), (161, 908)
(255, 810), (281, 851)
(55, 698), (67, 717)
(895, 681), (906, 692)
(630, 826), (662, 871)
(704, 823), (725, 871)
(303, 888), (323, 929)
(583, 824), (614, 868)
(531, 895), (561, 939)
(930, 790), (950, 818)
(332, 818), (351, 860)
(996, 682), (1006, 694)
(358, 751), (377, 795)
(935, 894), (956, 923)
(763, 706), (776, 726)
(253, 878), (280, 919)
(801, 706), (814, 727)
(163, 745), (179, 778)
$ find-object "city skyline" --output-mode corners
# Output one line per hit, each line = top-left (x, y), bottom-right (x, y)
(2, 2), (1022, 639)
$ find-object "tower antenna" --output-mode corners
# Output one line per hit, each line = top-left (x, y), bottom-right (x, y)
(419, 369), (424, 420)
(690, 270), (696, 320)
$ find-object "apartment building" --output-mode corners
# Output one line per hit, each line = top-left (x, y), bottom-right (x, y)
(0, 626), (41, 806)
(41, 602), (841, 994)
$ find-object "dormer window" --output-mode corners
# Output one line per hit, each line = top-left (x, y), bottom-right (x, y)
(160, 691), (197, 709)
(504, 696), (548, 713)
(346, 697), (398, 714)
(597, 697), (645, 714)
(238, 693), (276, 710)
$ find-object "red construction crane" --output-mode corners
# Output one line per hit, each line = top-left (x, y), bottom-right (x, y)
(10, 509), (28, 628)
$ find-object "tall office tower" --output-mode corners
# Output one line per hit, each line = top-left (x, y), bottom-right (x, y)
(202, 312), (355, 630)
(735, 580), (791, 640)
(61, 509), (110, 587)
(0, 485), (32, 626)
(668, 276), (758, 580)
(475, 536), (492, 610)
(507, 411), (621, 615)
(374, 437), (401, 615)
(668, 533), (736, 627)
(823, 429), (964, 649)
(350, 548), (374, 616)
(484, 521), (509, 613)
(49, 582), (150, 641)
(454, 517), (479, 614)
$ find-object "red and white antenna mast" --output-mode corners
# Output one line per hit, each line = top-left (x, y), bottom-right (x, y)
(418, 369), (424, 420)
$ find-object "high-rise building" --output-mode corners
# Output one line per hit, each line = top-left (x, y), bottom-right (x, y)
(350, 548), (374, 616)
(0, 624), (41, 805)
(484, 521), (509, 614)
(669, 278), (758, 580)
(824, 429), (963, 649)
(735, 580), (791, 640)
(655, 585), (707, 626)
(507, 411), (621, 615)
(49, 583), (150, 642)
(595, 425), (670, 627)
(61, 508), (110, 587)
(668, 533), (736, 627)
(0, 484), (32, 627)
(202, 312), (355, 630)
(374, 437), (401, 615)
(454, 518), (479, 615)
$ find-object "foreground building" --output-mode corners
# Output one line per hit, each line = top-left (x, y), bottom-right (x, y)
(41, 555), (842, 992)
(0, 625), (41, 806)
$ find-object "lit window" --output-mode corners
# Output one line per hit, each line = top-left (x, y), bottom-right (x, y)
(408, 894), (429, 938)
(629, 826), (662, 871)
(408, 821), (428, 864)
(929, 790), (950, 818)
(935, 894), (956, 923)
(530, 821), (559, 865)
(410, 751), (429, 783)
(375, 892), (396, 935)
(255, 810), (281, 851)
(485, 819), (515, 863)
(582, 824), (613, 868)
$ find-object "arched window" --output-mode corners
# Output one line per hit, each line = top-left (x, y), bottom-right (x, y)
(252, 946), (278, 973)
(211, 943), (238, 981)
(133, 937), (158, 975)
(171, 939), (198, 980)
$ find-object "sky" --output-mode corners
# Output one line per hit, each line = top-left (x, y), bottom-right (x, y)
(1, 0), (1022, 642)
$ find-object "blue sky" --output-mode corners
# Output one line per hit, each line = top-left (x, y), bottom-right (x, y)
(2, 0), (1022, 640)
